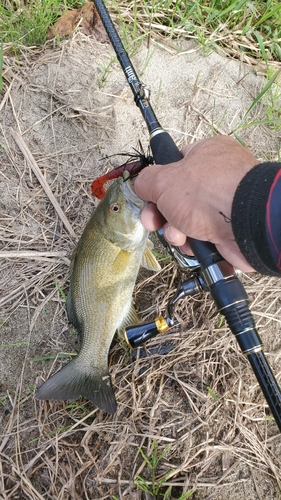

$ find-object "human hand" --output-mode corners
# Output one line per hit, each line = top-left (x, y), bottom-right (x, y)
(134, 135), (259, 272)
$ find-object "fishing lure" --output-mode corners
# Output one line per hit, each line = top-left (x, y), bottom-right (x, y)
(92, 151), (153, 199)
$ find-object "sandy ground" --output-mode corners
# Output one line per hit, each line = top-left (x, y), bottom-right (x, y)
(0, 32), (281, 499)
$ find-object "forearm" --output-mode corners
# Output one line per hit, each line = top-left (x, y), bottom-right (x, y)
(231, 162), (281, 276)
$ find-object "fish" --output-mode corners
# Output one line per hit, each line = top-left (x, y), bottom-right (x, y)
(36, 171), (160, 413)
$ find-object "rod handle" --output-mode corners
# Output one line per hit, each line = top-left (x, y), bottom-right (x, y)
(150, 131), (183, 165)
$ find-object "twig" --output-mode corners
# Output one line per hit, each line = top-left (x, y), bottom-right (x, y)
(10, 128), (76, 239)
(0, 80), (13, 114)
(0, 250), (67, 259)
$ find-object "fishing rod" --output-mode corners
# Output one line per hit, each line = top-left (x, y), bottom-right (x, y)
(92, 0), (281, 431)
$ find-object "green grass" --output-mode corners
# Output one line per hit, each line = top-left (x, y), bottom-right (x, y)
(207, 386), (220, 402)
(0, 41), (3, 91)
(1, 341), (29, 348)
(0, 0), (86, 49)
(55, 281), (67, 301)
(229, 67), (281, 142)
(113, 0), (281, 62)
(30, 353), (76, 362)
(135, 441), (194, 499)
(262, 67), (281, 129)
(0, 0), (281, 63)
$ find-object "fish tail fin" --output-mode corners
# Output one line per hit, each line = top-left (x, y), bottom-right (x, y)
(35, 359), (117, 414)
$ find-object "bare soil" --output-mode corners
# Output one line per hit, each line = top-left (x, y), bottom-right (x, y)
(0, 33), (281, 500)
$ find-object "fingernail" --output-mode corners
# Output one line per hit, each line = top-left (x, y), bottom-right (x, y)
(164, 225), (181, 245)
(164, 224), (173, 243)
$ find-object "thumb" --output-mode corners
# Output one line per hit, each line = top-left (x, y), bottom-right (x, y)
(134, 164), (164, 203)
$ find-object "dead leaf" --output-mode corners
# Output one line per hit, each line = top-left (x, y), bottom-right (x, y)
(48, 2), (108, 42)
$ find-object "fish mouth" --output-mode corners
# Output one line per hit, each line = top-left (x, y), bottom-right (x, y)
(122, 171), (145, 211)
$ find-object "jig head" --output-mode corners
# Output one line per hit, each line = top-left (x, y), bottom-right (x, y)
(91, 150), (154, 199)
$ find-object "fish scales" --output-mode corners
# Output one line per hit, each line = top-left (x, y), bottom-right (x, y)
(70, 233), (144, 367)
(36, 172), (160, 413)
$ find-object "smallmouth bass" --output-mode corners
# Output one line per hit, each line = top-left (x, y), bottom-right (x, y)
(36, 172), (160, 413)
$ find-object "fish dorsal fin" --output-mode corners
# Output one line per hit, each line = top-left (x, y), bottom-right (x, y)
(141, 245), (161, 271)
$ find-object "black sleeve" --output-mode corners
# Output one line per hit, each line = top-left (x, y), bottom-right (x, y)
(231, 162), (281, 276)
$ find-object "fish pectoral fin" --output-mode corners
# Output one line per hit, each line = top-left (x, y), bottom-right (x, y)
(123, 304), (140, 328)
(141, 247), (161, 271)
(117, 304), (140, 340)
(35, 359), (117, 414)
(113, 249), (129, 273)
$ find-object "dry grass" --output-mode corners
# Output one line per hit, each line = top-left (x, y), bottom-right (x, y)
(0, 32), (281, 500)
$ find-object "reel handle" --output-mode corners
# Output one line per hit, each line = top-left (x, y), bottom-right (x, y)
(124, 317), (170, 350)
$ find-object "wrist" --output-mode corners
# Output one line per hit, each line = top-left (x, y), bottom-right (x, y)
(231, 162), (281, 276)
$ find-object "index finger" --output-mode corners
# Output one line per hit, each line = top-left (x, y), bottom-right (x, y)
(134, 141), (199, 201)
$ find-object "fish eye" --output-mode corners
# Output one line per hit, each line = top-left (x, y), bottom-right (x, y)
(110, 203), (120, 213)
